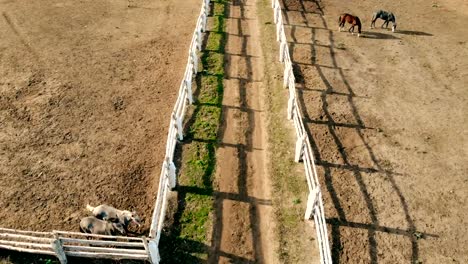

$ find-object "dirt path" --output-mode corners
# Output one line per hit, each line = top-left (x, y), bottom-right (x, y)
(282, 0), (468, 263)
(210, 0), (276, 262)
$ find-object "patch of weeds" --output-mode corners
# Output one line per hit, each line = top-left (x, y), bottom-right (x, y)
(204, 53), (224, 75)
(380, 159), (393, 171)
(190, 106), (221, 141)
(293, 198), (301, 205)
(198, 75), (223, 105)
(413, 231), (424, 240)
(159, 0), (227, 263)
(205, 33), (223, 51)
(336, 43), (346, 50)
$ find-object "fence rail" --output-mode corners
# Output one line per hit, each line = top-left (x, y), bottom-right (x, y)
(148, 0), (211, 253)
(0, 0), (211, 263)
(0, 228), (149, 262)
(271, 0), (333, 263)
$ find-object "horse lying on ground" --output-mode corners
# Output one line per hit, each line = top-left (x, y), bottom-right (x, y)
(80, 216), (126, 236)
(371, 10), (397, 32)
(339, 13), (362, 37)
(86, 204), (141, 232)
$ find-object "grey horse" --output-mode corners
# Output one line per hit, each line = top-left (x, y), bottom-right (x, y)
(371, 10), (397, 32)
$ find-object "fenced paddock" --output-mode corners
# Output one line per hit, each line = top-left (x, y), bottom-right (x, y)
(0, 0), (211, 262)
(270, 0), (333, 263)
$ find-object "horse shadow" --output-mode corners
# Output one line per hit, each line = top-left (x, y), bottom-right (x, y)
(361, 31), (400, 40)
(395, 30), (433, 36)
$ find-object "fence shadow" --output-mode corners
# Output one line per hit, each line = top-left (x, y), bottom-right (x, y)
(281, 0), (435, 263)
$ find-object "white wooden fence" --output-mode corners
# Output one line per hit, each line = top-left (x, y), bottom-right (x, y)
(0, 0), (211, 263)
(147, 0), (211, 262)
(0, 228), (149, 262)
(271, 0), (333, 263)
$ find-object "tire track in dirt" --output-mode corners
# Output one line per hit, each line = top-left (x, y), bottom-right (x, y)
(210, 0), (276, 262)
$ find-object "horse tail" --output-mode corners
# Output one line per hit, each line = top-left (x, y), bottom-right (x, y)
(338, 14), (343, 24)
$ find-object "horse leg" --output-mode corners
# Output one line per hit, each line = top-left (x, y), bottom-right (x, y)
(349, 25), (355, 34)
(339, 21), (345, 32)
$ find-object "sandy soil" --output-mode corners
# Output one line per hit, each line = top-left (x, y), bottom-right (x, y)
(210, 0), (277, 262)
(282, 0), (468, 263)
(0, 0), (200, 233)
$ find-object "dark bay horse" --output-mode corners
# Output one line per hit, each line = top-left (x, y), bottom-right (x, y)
(339, 13), (362, 37)
(371, 10), (397, 32)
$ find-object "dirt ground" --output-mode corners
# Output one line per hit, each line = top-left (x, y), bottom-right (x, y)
(0, 0), (200, 233)
(281, 0), (467, 263)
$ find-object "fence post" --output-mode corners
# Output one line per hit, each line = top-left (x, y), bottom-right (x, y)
(287, 97), (294, 120)
(51, 233), (67, 264)
(168, 160), (177, 189)
(205, 0), (210, 15)
(276, 22), (282, 41)
(283, 63), (290, 88)
(148, 240), (160, 264)
(288, 71), (295, 88)
(273, 5), (278, 23)
(185, 79), (194, 104)
(305, 187), (320, 220)
(191, 49), (198, 74)
(202, 13), (207, 32)
(279, 41), (286, 62)
(294, 134), (305, 162)
(173, 113), (183, 140)
(197, 26), (202, 50)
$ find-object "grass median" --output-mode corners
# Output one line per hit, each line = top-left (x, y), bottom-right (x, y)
(159, 0), (227, 263)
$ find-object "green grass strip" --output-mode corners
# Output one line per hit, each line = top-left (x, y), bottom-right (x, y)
(159, 0), (227, 263)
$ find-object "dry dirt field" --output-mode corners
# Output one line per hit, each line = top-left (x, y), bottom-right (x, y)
(282, 0), (467, 263)
(0, 0), (199, 234)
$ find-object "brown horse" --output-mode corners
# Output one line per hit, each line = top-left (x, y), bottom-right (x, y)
(338, 13), (362, 36)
